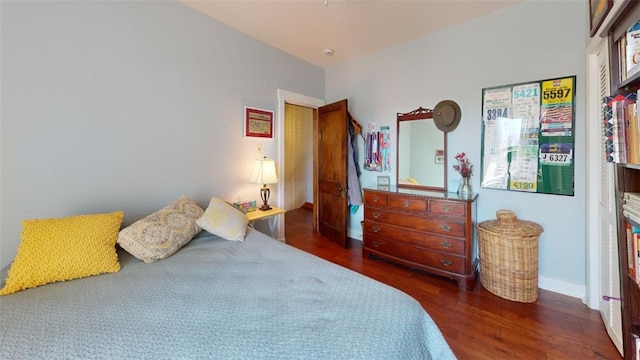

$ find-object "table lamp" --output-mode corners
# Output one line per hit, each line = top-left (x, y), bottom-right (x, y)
(249, 156), (278, 211)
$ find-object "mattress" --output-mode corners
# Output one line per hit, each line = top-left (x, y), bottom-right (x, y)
(0, 228), (455, 359)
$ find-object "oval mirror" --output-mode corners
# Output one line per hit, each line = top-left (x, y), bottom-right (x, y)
(396, 107), (447, 191)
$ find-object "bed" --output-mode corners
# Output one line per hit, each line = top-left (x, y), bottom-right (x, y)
(0, 198), (455, 359)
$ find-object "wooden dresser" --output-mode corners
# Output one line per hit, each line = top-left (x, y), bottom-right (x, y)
(362, 187), (478, 290)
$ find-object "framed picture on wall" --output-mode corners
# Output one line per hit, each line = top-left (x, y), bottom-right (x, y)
(244, 106), (274, 139)
(589, 0), (612, 37)
(377, 175), (390, 186)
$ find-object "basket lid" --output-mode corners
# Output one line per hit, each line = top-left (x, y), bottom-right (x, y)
(478, 210), (543, 236)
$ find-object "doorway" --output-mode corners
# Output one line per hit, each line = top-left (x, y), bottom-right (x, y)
(283, 103), (314, 210)
(276, 89), (325, 239)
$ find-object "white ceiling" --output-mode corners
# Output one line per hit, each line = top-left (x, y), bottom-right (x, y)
(181, 0), (521, 68)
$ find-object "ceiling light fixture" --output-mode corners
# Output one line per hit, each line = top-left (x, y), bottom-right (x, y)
(324, 48), (335, 56)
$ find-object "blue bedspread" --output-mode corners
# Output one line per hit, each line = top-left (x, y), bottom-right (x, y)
(0, 228), (456, 359)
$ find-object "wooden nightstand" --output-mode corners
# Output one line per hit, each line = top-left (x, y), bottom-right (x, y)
(245, 206), (286, 239)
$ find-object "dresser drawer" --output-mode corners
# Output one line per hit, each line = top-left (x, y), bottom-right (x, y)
(422, 250), (465, 274)
(430, 200), (465, 216)
(388, 195), (427, 212)
(364, 192), (388, 207)
(363, 220), (465, 255)
(364, 207), (465, 237)
(364, 235), (465, 273)
(364, 235), (423, 266)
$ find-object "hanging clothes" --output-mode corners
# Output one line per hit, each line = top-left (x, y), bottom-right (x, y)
(364, 127), (391, 172)
(347, 112), (363, 212)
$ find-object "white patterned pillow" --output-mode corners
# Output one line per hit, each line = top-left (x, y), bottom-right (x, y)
(196, 197), (248, 241)
(117, 195), (204, 263)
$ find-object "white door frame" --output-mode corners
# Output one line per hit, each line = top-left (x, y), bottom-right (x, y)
(276, 89), (325, 240)
(585, 38), (605, 309)
(586, 33), (623, 355)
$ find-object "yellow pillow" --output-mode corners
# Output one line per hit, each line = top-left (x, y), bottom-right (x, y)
(196, 197), (248, 241)
(0, 211), (124, 295)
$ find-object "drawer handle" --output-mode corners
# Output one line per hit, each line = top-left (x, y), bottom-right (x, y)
(372, 225), (380, 233)
(442, 206), (452, 212)
(440, 224), (452, 232)
(440, 258), (452, 267)
(372, 195), (379, 203)
(402, 200), (410, 207)
(440, 241), (452, 249)
(372, 241), (380, 248)
(372, 211), (380, 219)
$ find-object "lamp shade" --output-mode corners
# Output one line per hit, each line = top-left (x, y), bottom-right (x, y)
(249, 157), (278, 185)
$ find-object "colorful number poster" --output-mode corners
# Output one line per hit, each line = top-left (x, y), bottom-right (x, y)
(480, 76), (576, 196)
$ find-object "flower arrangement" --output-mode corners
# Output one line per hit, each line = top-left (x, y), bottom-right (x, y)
(453, 152), (473, 177)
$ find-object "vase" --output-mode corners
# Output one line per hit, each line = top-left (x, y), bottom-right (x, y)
(457, 176), (472, 199)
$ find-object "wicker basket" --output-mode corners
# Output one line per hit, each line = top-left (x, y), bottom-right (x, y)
(477, 210), (543, 303)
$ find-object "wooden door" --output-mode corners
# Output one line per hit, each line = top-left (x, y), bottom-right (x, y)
(316, 99), (348, 247)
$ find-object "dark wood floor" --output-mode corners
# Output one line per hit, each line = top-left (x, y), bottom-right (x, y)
(284, 207), (621, 360)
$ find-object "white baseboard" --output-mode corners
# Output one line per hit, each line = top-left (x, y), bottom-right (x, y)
(538, 276), (586, 300)
(348, 227), (363, 241)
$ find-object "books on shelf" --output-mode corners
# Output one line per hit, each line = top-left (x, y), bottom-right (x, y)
(626, 193), (640, 287)
(602, 92), (639, 163)
(626, 222), (638, 279)
(624, 192), (640, 210)
(627, 102), (640, 164)
(624, 193), (640, 216)
(620, 20), (640, 82)
(625, 197), (640, 210)
(603, 94), (622, 162)
(621, 34), (628, 82)
(625, 192), (640, 201)
(624, 209), (640, 225)
(626, 21), (640, 80)
(624, 203), (640, 217)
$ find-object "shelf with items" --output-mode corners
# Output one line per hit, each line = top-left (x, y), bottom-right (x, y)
(623, 219), (640, 281)
(615, 22), (640, 88)
(617, 164), (640, 359)
(601, 1), (640, 356)
(610, 1), (640, 95)
(603, 92), (638, 164)
(627, 267), (640, 357)
(606, 4), (640, 165)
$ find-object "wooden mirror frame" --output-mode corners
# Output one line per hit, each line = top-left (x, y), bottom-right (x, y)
(396, 107), (447, 192)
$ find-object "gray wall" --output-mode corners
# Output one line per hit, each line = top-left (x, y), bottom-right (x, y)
(327, 1), (588, 296)
(0, 1), (324, 268)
